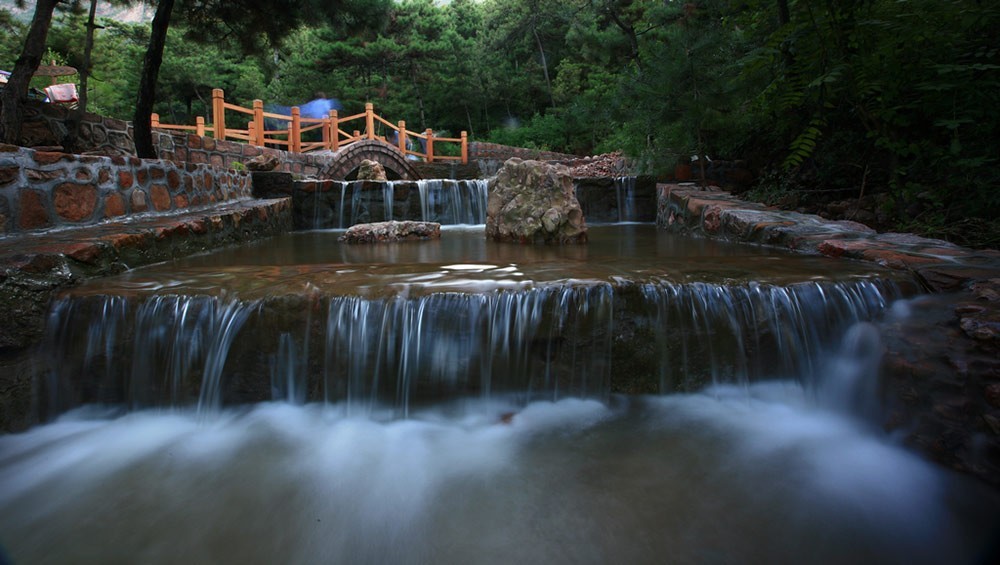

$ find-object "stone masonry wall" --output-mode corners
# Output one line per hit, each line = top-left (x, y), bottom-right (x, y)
(9, 99), (333, 178)
(658, 183), (1000, 488)
(468, 142), (577, 162)
(151, 130), (329, 177)
(5, 99), (136, 156)
(0, 144), (250, 235)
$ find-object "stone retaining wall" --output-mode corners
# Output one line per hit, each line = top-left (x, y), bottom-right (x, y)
(575, 176), (657, 223)
(657, 184), (1000, 292)
(3, 99), (136, 156)
(470, 142), (578, 176)
(0, 143), (251, 235)
(658, 182), (1000, 488)
(8, 99), (332, 177)
(468, 142), (577, 162)
(151, 130), (329, 177)
(0, 198), (293, 432)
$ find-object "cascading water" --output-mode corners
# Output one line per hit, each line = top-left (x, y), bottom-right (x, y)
(36, 278), (904, 417)
(614, 176), (636, 222)
(2, 225), (998, 564)
(330, 178), (490, 228)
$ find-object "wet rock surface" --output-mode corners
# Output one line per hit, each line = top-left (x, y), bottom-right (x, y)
(356, 159), (387, 181)
(659, 183), (1000, 488)
(879, 287), (1000, 488)
(339, 220), (441, 243)
(486, 158), (587, 244)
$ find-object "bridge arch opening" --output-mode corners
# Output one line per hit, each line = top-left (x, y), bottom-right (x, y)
(343, 164), (405, 181)
(320, 139), (421, 181)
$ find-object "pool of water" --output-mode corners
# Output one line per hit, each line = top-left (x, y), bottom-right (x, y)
(4, 223), (997, 564)
(64, 224), (911, 298)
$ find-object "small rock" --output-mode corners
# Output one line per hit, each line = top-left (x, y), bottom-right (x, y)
(356, 159), (387, 181)
(339, 220), (441, 243)
(245, 154), (280, 172)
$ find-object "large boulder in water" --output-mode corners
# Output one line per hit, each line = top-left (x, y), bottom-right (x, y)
(486, 158), (587, 244)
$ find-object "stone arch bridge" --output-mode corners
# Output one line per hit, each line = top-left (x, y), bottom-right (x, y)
(319, 140), (420, 181)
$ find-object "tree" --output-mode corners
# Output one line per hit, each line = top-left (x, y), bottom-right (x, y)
(0, 0), (63, 145)
(132, 0), (175, 157)
(132, 0), (390, 158)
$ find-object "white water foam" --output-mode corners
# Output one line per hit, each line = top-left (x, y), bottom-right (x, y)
(1, 391), (996, 565)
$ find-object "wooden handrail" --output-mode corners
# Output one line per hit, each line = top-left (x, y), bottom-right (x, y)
(155, 89), (468, 163)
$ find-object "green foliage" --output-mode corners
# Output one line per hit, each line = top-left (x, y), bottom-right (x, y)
(10, 0), (999, 245)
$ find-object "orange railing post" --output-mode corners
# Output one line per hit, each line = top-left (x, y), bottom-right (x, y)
(365, 103), (375, 140)
(151, 113), (160, 129)
(170, 90), (461, 155)
(253, 99), (264, 146)
(330, 110), (339, 151)
(290, 106), (302, 153)
(212, 88), (225, 140)
(322, 111), (332, 149)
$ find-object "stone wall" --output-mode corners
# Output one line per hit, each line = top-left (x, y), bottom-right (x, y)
(410, 161), (482, 180)
(0, 144), (251, 235)
(470, 142), (578, 177)
(468, 141), (578, 162)
(658, 183), (1000, 488)
(4, 99), (135, 156)
(151, 130), (330, 177)
(8, 99), (332, 177)
(575, 176), (657, 223)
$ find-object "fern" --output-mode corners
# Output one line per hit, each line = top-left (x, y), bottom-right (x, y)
(783, 118), (825, 170)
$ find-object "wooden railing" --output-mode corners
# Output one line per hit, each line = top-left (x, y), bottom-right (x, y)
(152, 88), (467, 164)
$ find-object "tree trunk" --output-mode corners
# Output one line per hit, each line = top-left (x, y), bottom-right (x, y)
(465, 104), (474, 139)
(606, 8), (641, 70)
(66, 0), (100, 151)
(133, 0), (175, 159)
(0, 0), (61, 145)
(410, 64), (427, 129)
(777, 0), (791, 25)
(531, 25), (556, 109)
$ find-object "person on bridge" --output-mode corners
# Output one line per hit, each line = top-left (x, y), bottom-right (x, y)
(299, 92), (342, 119)
(265, 93), (343, 132)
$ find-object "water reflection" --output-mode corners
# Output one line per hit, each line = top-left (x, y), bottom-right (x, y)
(64, 225), (911, 299)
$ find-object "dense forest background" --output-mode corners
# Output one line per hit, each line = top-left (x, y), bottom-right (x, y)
(1, 0), (998, 246)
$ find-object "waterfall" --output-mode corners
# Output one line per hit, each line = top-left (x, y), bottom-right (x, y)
(329, 179), (490, 228)
(39, 278), (903, 418)
(614, 176), (636, 222)
(414, 179), (489, 225)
